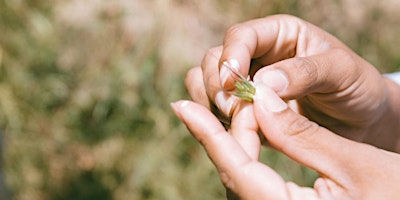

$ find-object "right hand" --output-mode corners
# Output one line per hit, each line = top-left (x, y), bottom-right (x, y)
(185, 14), (400, 152)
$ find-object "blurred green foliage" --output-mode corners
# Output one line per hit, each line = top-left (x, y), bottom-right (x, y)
(0, 0), (399, 199)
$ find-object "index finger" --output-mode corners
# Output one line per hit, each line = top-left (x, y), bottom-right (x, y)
(218, 14), (331, 90)
(171, 100), (290, 199)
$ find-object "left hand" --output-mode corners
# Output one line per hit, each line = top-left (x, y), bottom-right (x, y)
(186, 47), (262, 159)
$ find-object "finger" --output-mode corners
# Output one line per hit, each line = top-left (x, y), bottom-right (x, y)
(230, 102), (260, 160)
(219, 14), (338, 90)
(185, 66), (233, 127)
(314, 178), (335, 200)
(254, 86), (400, 199)
(201, 46), (223, 99)
(185, 66), (210, 109)
(171, 100), (289, 199)
(252, 83), (367, 182)
(185, 66), (261, 160)
(171, 100), (253, 171)
(252, 48), (379, 99)
(201, 46), (240, 116)
(253, 48), (386, 129)
(200, 58), (261, 159)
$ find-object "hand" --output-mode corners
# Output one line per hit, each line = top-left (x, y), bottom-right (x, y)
(186, 47), (262, 159)
(186, 14), (400, 152)
(171, 84), (400, 199)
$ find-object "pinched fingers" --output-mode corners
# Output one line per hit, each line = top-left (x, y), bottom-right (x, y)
(170, 100), (289, 199)
(191, 15), (333, 117)
(252, 83), (400, 199)
(186, 48), (261, 159)
(253, 48), (362, 98)
(185, 66), (233, 127)
(218, 14), (333, 91)
(252, 47), (386, 129)
(197, 46), (242, 117)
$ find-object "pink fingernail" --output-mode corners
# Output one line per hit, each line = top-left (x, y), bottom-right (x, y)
(220, 59), (240, 87)
(170, 100), (191, 122)
(180, 100), (189, 108)
(253, 83), (287, 113)
(215, 91), (234, 116)
(254, 70), (288, 93)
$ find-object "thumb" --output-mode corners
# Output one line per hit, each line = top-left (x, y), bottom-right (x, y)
(252, 83), (363, 179)
(252, 49), (365, 99)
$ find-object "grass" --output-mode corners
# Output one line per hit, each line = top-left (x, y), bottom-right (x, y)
(0, 0), (400, 199)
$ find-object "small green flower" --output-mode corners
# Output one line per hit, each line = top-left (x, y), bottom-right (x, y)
(222, 62), (256, 102)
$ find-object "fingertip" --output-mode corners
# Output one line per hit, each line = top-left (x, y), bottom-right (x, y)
(253, 69), (289, 94)
(253, 83), (287, 113)
(219, 58), (245, 90)
(219, 45), (253, 90)
(219, 61), (231, 89)
(314, 178), (326, 191)
(314, 178), (334, 200)
(215, 91), (235, 117)
(170, 100), (190, 121)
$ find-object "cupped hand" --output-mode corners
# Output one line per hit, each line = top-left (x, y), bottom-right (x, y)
(186, 14), (400, 152)
(171, 84), (400, 199)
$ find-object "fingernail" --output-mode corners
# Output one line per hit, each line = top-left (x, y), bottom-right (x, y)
(180, 100), (189, 107)
(170, 100), (189, 120)
(215, 91), (234, 116)
(170, 100), (189, 108)
(254, 70), (288, 93)
(220, 59), (240, 87)
(253, 83), (287, 113)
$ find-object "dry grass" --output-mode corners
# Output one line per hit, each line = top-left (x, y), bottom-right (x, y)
(0, 0), (400, 199)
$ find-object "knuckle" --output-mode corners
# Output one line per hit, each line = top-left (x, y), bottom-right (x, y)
(224, 23), (256, 44)
(225, 23), (244, 38)
(223, 24), (256, 59)
(291, 57), (319, 90)
(201, 47), (221, 71)
(330, 48), (363, 92)
(286, 115), (319, 138)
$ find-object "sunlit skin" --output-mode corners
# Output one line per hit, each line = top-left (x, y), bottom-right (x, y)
(174, 14), (400, 199)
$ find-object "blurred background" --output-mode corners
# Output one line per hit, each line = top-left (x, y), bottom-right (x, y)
(1, 0), (400, 199)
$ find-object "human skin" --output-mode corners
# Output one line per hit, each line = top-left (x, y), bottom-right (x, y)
(185, 14), (400, 153)
(175, 14), (400, 199)
(171, 88), (400, 199)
